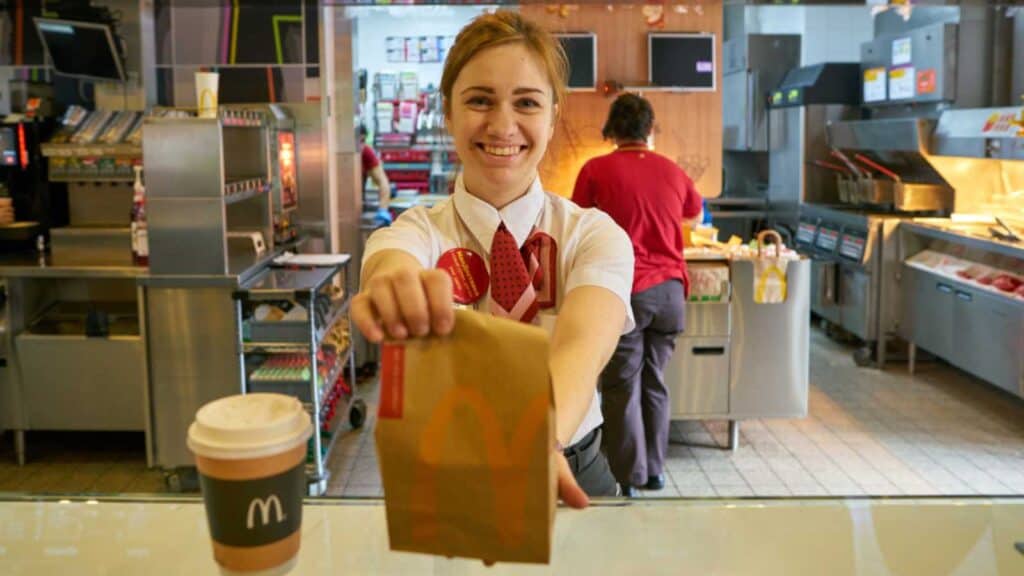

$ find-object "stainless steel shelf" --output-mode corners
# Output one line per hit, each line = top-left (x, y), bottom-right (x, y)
(47, 175), (136, 183)
(223, 180), (269, 204)
(904, 221), (1024, 262)
(41, 143), (142, 158)
(314, 300), (350, 346)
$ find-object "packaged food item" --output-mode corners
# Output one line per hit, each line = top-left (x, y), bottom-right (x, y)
(376, 309), (555, 564)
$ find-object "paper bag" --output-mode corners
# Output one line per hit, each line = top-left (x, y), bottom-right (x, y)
(375, 309), (556, 564)
(754, 257), (789, 303)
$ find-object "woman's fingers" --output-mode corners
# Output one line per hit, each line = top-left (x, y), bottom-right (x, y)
(393, 268), (431, 337)
(367, 275), (407, 340)
(352, 269), (455, 342)
(421, 270), (455, 335)
(350, 291), (384, 343)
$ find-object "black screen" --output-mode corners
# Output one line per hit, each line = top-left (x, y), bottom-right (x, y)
(557, 34), (596, 90)
(36, 19), (124, 82)
(649, 34), (715, 90)
(0, 128), (16, 167)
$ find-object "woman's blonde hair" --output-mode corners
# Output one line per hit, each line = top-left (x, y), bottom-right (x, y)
(440, 11), (568, 118)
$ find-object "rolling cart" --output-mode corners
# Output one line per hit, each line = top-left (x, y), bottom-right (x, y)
(233, 255), (366, 495)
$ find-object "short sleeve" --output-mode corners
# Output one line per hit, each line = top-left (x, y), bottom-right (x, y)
(564, 210), (636, 333)
(570, 162), (596, 208)
(362, 207), (434, 274)
(361, 145), (380, 172)
(681, 172), (702, 220)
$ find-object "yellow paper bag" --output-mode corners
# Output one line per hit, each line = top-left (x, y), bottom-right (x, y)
(375, 309), (556, 564)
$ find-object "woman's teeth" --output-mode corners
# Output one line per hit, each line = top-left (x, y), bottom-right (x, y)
(482, 145), (520, 157)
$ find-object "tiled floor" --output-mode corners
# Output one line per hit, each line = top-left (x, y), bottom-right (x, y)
(323, 328), (1024, 498)
(2, 327), (1024, 499)
(0, 431), (165, 493)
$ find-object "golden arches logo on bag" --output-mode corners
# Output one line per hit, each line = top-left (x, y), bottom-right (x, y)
(410, 385), (549, 548)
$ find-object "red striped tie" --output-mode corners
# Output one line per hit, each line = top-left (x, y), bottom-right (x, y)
(489, 222), (539, 323)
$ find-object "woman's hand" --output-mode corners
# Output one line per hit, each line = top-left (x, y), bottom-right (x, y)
(351, 266), (456, 343)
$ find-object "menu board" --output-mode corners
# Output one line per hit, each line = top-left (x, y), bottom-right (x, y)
(839, 234), (866, 261)
(816, 227), (839, 252)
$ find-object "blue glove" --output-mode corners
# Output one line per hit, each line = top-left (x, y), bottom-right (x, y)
(374, 207), (393, 226)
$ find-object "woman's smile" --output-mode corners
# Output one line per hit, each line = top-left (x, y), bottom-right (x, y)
(446, 42), (557, 207)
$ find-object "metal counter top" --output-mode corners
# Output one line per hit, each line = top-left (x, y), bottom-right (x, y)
(904, 220), (1024, 262)
(0, 254), (148, 279)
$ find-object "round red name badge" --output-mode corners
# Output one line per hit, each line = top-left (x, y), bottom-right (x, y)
(436, 248), (489, 305)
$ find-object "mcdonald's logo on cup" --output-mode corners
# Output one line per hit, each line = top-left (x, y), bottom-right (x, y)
(376, 310), (557, 565)
(247, 494), (287, 529)
(188, 394), (311, 574)
(195, 72), (219, 118)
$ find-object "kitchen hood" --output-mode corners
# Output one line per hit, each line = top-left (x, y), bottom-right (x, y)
(931, 107), (1024, 160)
(826, 118), (948, 184)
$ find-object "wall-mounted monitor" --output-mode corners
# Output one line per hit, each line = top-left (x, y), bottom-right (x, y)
(555, 33), (597, 91)
(648, 32), (715, 91)
(34, 18), (126, 82)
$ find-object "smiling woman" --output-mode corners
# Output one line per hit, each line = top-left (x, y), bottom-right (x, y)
(440, 12), (567, 208)
(352, 11), (637, 504)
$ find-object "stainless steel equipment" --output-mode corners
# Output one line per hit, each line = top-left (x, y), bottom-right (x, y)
(826, 118), (953, 212)
(667, 271), (732, 419)
(723, 34), (800, 152)
(2, 271), (150, 466)
(729, 257), (810, 421)
(860, 10), (995, 113)
(899, 222), (1024, 399)
(235, 261), (364, 495)
(226, 103), (326, 245)
(932, 107), (1024, 161)
(143, 109), (276, 471)
(796, 204), (906, 367)
(768, 63), (862, 227)
(668, 250), (810, 451)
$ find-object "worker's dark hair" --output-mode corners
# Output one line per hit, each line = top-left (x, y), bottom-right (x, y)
(601, 93), (654, 142)
(358, 124), (368, 139)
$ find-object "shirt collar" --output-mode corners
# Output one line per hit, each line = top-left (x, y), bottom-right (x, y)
(452, 173), (545, 255)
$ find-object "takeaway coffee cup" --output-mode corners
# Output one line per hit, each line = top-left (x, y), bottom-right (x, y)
(195, 72), (220, 118)
(188, 393), (312, 575)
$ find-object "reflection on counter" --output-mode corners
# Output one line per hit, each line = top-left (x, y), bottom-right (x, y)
(2, 497), (1023, 575)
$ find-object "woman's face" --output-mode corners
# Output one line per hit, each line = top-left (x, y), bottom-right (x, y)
(446, 42), (556, 207)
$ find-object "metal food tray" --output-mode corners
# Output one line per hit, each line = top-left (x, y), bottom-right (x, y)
(248, 319), (312, 343)
(248, 379), (316, 404)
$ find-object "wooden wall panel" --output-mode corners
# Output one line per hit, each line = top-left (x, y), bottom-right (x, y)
(521, 3), (723, 199)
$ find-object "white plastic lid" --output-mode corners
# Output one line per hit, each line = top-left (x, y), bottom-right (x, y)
(187, 393), (312, 460)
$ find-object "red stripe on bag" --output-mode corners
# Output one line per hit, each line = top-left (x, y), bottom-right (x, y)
(379, 343), (405, 419)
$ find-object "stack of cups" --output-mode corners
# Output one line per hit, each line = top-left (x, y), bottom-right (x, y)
(188, 393), (312, 575)
(196, 71), (220, 118)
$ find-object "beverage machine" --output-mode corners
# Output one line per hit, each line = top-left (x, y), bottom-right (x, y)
(0, 86), (67, 251)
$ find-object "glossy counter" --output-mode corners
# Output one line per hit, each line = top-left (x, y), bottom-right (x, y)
(1, 496), (1022, 575)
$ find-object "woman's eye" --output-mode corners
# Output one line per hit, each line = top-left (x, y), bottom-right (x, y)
(466, 96), (491, 107)
(517, 98), (542, 109)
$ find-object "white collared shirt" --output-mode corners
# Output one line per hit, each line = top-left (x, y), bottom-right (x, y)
(363, 174), (635, 445)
